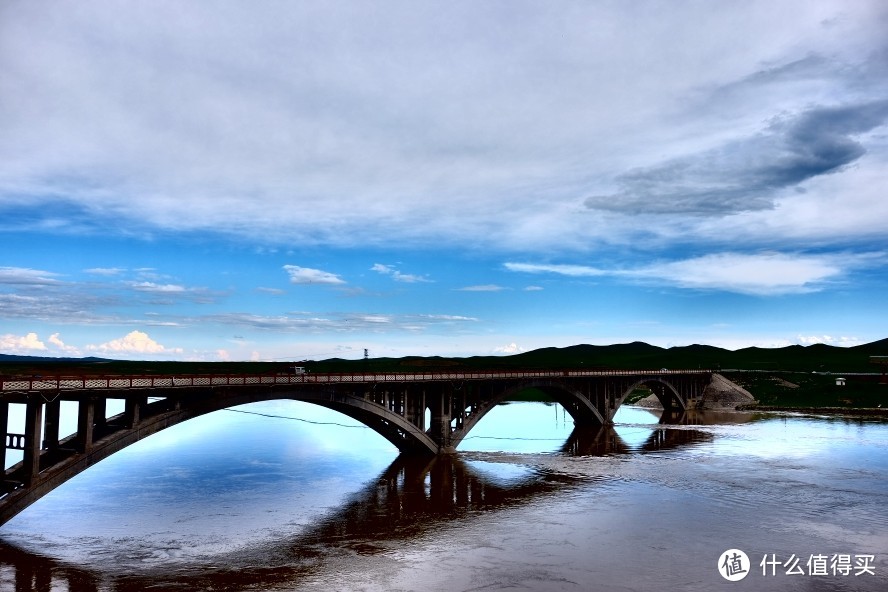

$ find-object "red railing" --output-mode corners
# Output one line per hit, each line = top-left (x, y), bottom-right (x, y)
(0, 369), (711, 394)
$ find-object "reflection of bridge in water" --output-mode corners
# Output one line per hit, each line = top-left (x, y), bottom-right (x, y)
(0, 423), (712, 591)
(1, 369), (711, 525)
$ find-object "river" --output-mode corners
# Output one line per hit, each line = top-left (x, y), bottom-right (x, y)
(1, 401), (886, 591)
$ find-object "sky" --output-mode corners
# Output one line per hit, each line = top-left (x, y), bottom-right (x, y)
(1, 0), (887, 362)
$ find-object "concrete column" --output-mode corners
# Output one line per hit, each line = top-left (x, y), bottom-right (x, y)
(43, 399), (61, 452)
(76, 399), (95, 454)
(125, 396), (144, 428)
(429, 386), (451, 449)
(23, 400), (43, 485)
(1, 401), (8, 471)
(93, 397), (107, 432)
(404, 389), (417, 427)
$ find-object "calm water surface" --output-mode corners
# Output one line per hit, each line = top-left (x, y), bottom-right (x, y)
(1, 401), (886, 591)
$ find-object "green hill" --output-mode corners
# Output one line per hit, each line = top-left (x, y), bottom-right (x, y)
(2, 339), (887, 376)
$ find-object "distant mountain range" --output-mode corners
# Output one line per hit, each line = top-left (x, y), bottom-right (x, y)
(0, 354), (110, 363)
(2, 338), (887, 373)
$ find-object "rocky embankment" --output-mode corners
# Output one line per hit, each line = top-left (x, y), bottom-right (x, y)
(635, 373), (756, 410)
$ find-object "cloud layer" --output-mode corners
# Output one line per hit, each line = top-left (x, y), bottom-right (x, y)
(0, 1), (885, 251)
(584, 100), (888, 215)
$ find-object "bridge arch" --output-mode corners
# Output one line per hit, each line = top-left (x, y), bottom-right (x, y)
(0, 388), (437, 526)
(613, 378), (687, 420)
(449, 379), (606, 450)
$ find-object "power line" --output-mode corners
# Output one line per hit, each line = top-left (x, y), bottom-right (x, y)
(223, 408), (573, 442)
(223, 407), (368, 428)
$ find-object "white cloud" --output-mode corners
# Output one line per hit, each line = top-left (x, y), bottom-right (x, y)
(629, 253), (844, 295)
(283, 265), (345, 286)
(456, 284), (508, 292)
(127, 281), (188, 293)
(48, 332), (79, 354)
(796, 335), (861, 347)
(1, 2), (884, 253)
(507, 252), (880, 295)
(0, 332), (47, 353)
(87, 330), (183, 355)
(524, 286), (544, 291)
(504, 263), (606, 277)
(256, 287), (285, 295)
(0, 267), (62, 285)
(84, 267), (126, 276)
(421, 314), (478, 322)
(371, 263), (393, 274)
(494, 342), (524, 354)
(371, 263), (432, 283)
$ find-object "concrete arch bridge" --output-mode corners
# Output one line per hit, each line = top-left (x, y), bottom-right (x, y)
(1, 368), (711, 525)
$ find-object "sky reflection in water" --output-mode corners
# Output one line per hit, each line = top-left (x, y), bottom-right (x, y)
(1, 401), (887, 591)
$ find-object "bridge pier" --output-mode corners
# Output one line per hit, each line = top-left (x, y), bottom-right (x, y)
(428, 386), (452, 451)
(22, 401), (43, 487)
(76, 398), (95, 454)
(43, 399), (61, 454)
(0, 402), (7, 472)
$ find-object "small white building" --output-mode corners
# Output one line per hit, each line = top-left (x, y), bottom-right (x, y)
(835, 377), (846, 386)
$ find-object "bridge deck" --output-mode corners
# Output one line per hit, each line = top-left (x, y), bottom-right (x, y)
(1, 368), (710, 394)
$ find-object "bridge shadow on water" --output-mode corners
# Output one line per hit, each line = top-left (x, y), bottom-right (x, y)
(0, 421), (714, 592)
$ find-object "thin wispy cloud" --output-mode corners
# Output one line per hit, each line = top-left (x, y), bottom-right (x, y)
(256, 287), (286, 295)
(456, 285), (509, 292)
(506, 252), (881, 295)
(203, 311), (477, 333)
(283, 266), (346, 286)
(0, 267), (63, 285)
(84, 267), (126, 276)
(127, 281), (189, 294)
(371, 263), (432, 283)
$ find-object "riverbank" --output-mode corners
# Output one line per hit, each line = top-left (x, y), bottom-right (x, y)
(735, 404), (888, 417)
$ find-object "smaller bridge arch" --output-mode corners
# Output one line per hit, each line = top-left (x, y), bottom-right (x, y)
(615, 378), (687, 417)
(448, 378), (606, 451)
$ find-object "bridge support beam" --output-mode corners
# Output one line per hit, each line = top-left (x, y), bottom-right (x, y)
(1, 401), (7, 472)
(23, 401), (43, 486)
(44, 399), (61, 453)
(125, 396), (145, 429)
(428, 387), (452, 451)
(76, 399), (95, 454)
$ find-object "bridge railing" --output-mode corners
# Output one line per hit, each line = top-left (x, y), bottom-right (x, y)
(0, 369), (712, 394)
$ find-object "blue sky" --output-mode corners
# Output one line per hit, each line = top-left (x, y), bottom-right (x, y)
(1, 0), (887, 361)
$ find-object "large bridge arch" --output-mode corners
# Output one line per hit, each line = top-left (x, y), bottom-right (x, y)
(0, 388), (436, 526)
(449, 379), (606, 450)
